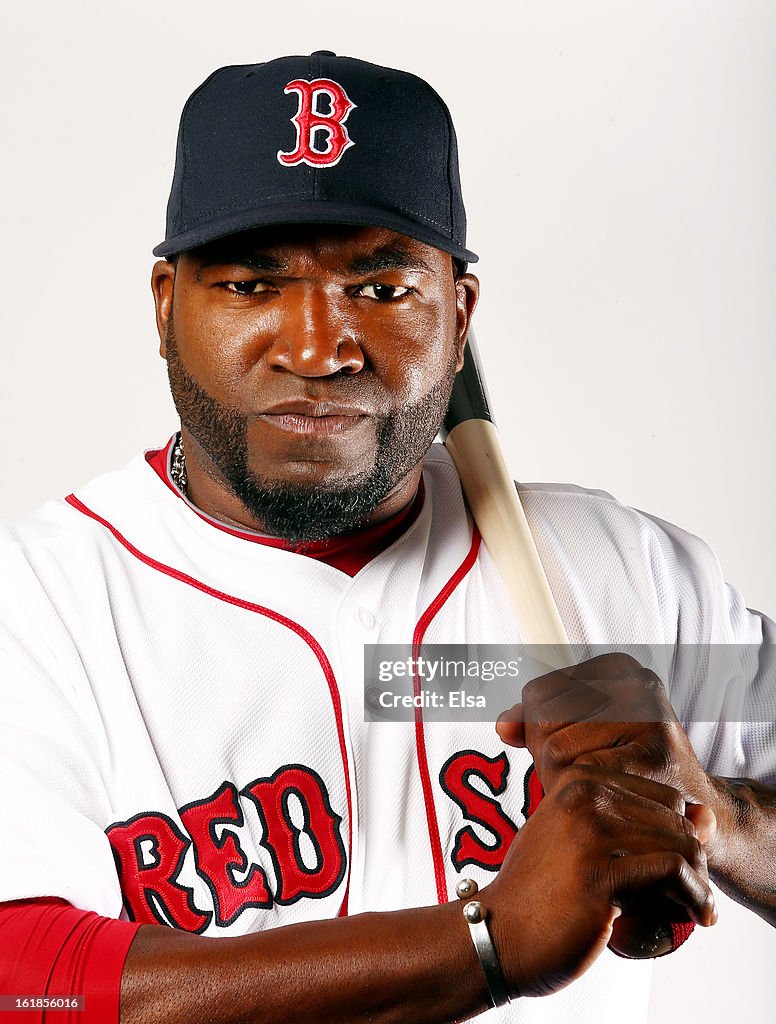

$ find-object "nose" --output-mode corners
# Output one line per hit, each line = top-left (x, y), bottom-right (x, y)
(267, 287), (365, 377)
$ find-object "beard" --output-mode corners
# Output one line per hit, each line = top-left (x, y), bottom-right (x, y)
(164, 321), (459, 542)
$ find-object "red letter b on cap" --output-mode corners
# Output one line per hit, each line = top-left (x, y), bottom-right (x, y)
(278, 78), (356, 168)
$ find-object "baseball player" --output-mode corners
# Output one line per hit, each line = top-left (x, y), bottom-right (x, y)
(0, 51), (774, 1024)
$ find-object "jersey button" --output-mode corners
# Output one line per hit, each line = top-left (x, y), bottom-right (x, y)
(356, 606), (376, 630)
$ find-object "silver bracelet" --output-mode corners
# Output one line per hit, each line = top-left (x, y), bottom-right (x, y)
(455, 878), (511, 1009)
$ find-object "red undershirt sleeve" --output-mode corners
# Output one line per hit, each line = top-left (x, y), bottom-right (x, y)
(0, 898), (141, 1023)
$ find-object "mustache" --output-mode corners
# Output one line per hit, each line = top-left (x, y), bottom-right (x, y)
(252, 380), (393, 417)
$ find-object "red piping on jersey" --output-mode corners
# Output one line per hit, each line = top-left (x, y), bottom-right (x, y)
(63, 493), (353, 918)
(411, 525), (482, 905)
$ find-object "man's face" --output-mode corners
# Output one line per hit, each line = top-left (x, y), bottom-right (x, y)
(152, 224), (478, 541)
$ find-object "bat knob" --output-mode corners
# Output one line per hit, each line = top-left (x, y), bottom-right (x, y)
(608, 896), (694, 959)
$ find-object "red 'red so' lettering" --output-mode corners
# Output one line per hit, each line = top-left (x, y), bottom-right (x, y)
(439, 750), (519, 871)
(244, 765), (347, 904)
(180, 782), (272, 927)
(107, 813), (210, 931)
(108, 765), (345, 928)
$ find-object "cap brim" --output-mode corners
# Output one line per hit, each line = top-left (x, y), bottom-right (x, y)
(152, 200), (478, 263)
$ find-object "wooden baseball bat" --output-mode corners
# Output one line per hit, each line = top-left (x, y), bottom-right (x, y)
(442, 328), (572, 668)
(441, 328), (694, 959)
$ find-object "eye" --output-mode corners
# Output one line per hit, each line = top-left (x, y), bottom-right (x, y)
(356, 283), (411, 302)
(224, 280), (275, 295)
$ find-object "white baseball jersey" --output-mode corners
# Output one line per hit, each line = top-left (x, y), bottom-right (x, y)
(0, 436), (774, 1024)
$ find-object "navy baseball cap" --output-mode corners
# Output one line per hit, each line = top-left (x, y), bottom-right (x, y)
(153, 51), (478, 264)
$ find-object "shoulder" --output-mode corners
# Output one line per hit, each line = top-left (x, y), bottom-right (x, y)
(0, 448), (164, 558)
(517, 477), (716, 568)
(516, 478), (726, 597)
(424, 441), (713, 570)
(423, 443), (738, 642)
(0, 447), (170, 663)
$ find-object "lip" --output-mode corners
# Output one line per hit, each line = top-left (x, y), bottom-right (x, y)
(258, 401), (371, 436)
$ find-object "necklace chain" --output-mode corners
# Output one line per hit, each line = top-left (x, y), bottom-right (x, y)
(170, 432), (187, 494)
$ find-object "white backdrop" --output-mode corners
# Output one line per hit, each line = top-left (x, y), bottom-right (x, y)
(1, 2), (774, 1020)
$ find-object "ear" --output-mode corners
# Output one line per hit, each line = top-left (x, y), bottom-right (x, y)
(151, 260), (176, 358)
(454, 272), (480, 371)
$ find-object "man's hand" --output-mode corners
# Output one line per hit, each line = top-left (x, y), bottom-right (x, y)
(494, 653), (776, 931)
(483, 763), (716, 995)
(494, 652), (722, 956)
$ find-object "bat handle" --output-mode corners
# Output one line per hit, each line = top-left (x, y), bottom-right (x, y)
(444, 416), (572, 670)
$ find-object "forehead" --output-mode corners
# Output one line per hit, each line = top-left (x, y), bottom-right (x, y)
(182, 224), (453, 274)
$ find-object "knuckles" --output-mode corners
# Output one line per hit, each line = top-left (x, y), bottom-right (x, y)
(555, 767), (615, 815)
(685, 835), (705, 871)
(664, 850), (693, 883)
(542, 732), (576, 769)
